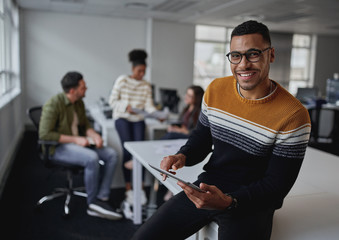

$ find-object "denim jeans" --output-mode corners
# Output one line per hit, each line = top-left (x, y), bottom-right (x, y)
(52, 143), (118, 205)
(161, 131), (189, 140)
(115, 118), (146, 183)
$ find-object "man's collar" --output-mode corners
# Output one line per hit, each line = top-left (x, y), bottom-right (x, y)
(62, 92), (72, 105)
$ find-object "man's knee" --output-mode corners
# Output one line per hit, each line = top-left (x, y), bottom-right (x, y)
(85, 150), (100, 167)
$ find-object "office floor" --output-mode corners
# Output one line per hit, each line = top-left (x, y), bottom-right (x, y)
(0, 130), (168, 240)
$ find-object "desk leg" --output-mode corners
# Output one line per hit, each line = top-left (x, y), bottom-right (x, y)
(133, 156), (142, 224)
(102, 128), (107, 146)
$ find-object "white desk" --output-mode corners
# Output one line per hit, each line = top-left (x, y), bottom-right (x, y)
(87, 103), (172, 143)
(125, 140), (339, 240)
(87, 104), (114, 146)
(124, 139), (209, 224)
(270, 147), (339, 240)
(87, 104), (179, 189)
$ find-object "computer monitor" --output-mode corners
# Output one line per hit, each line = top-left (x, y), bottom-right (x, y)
(159, 88), (180, 113)
(295, 87), (318, 104)
(326, 78), (339, 104)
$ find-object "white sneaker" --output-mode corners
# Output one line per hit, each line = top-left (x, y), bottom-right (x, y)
(121, 200), (133, 220)
(141, 189), (148, 205)
(88, 200), (123, 220)
(125, 189), (148, 205)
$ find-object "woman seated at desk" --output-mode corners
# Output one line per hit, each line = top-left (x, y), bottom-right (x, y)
(161, 85), (204, 140)
(160, 85), (204, 201)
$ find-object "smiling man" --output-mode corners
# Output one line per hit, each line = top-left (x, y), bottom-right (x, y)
(132, 20), (311, 240)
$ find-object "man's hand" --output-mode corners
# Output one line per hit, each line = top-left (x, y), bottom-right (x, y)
(160, 153), (186, 181)
(177, 182), (232, 210)
(73, 136), (89, 147)
(59, 134), (89, 146)
(86, 128), (104, 148)
(92, 134), (103, 148)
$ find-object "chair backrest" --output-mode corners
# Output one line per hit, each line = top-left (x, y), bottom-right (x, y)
(27, 106), (42, 131)
(308, 107), (339, 142)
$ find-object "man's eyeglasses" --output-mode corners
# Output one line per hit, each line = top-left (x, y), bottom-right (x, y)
(226, 47), (272, 64)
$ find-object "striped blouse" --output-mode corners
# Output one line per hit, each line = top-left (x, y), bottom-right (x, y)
(108, 75), (157, 122)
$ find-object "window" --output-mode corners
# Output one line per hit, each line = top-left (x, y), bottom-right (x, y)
(194, 25), (233, 90)
(289, 34), (315, 95)
(0, 0), (20, 108)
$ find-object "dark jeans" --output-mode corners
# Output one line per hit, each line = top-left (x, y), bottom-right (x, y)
(161, 131), (189, 140)
(132, 190), (275, 240)
(115, 118), (146, 183)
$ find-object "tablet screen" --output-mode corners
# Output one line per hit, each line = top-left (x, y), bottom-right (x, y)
(148, 164), (206, 193)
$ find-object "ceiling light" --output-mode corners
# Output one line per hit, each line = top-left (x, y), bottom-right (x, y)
(125, 2), (149, 9)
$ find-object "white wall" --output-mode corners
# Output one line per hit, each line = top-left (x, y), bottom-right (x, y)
(19, 10), (195, 188)
(314, 35), (339, 97)
(151, 20), (195, 108)
(21, 10), (147, 111)
(270, 32), (293, 88)
(21, 10), (195, 115)
(0, 96), (24, 193)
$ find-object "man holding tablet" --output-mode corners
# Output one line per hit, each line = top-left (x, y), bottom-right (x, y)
(132, 20), (311, 239)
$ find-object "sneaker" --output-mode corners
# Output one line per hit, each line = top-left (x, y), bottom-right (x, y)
(126, 189), (148, 205)
(88, 200), (123, 220)
(121, 200), (133, 220)
(141, 189), (148, 205)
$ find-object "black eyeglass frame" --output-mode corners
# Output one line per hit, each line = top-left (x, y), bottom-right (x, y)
(226, 47), (272, 64)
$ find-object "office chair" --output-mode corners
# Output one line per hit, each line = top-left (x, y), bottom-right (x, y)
(27, 106), (87, 218)
(308, 107), (339, 145)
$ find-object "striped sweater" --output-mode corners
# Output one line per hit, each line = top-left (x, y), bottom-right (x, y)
(178, 76), (311, 210)
(108, 75), (157, 122)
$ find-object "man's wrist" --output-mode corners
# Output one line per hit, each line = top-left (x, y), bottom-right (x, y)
(225, 193), (238, 210)
(176, 153), (186, 165)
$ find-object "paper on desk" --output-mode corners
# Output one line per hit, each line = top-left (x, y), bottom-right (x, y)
(154, 139), (187, 155)
(132, 107), (169, 119)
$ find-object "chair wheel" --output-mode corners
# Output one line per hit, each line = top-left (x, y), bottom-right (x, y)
(62, 212), (70, 219)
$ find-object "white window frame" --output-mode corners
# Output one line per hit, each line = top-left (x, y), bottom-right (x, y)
(0, 0), (20, 109)
(193, 25), (233, 90)
(288, 34), (317, 96)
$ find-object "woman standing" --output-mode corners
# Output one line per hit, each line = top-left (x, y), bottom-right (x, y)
(109, 49), (157, 207)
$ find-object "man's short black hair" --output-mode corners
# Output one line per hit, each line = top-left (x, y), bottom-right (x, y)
(231, 20), (271, 46)
(61, 71), (83, 93)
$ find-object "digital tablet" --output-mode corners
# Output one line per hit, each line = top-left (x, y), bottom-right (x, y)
(148, 164), (206, 193)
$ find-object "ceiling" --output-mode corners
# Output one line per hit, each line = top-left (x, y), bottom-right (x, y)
(15, 0), (339, 36)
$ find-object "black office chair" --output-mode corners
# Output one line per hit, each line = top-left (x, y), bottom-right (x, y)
(27, 106), (87, 218)
(308, 107), (339, 145)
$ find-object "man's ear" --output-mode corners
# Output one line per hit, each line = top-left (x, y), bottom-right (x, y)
(270, 47), (275, 63)
(68, 87), (76, 95)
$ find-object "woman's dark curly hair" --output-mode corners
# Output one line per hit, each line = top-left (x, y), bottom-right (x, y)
(128, 49), (148, 67)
